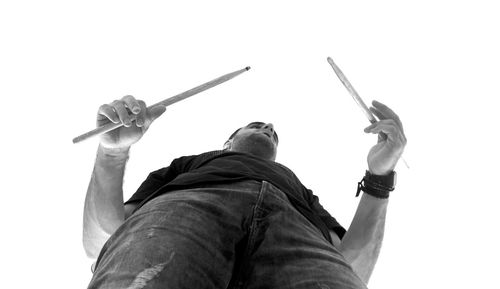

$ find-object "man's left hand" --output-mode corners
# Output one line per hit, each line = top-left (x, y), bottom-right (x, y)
(364, 100), (407, 175)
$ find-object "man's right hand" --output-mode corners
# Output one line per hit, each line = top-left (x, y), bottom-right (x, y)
(97, 95), (166, 149)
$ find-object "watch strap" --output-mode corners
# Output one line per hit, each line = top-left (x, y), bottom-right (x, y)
(356, 170), (396, 199)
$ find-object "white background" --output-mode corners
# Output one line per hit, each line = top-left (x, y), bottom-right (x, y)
(1, 1), (499, 288)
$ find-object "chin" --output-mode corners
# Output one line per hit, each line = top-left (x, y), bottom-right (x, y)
(232, 136), (276, 161)
(242, 147), (276, 161)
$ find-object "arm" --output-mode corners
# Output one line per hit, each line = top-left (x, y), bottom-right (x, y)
(338, 100), (406, 284)
(338, 193), (388, 284)
(82, 95), (166, 259)
(82, 145), (129, 259)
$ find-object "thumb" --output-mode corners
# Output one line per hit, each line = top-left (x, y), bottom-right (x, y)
(142, 105), (166, 131)
(150, 105), (167, 121)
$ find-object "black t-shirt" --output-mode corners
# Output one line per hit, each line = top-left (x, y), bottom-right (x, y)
(125, 150), (346, 244)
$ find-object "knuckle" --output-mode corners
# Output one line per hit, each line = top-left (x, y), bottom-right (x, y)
(377, 102), (388, 109)
(398, 134), (407, 145)
(114, 105), (125, 113)
(99, 105), (116, 117)
(111, 99), (124, 107)
(98, 103), (110, 112)
(116, 108), (129, 119)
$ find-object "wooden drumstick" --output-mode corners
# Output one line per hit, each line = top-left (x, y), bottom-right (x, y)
(73, 66), (251, 144)
(327, 57), (409, 168)
(327, 57), (377, 124)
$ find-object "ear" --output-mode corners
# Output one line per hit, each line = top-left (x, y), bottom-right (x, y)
(223, 139), (232, 150)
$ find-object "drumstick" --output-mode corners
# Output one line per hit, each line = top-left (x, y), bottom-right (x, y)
(327, 57), (377, 124)
(73, 66), (251, 144)
(327, 57), (409, 168)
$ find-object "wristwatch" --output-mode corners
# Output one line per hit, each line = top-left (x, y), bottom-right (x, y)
(356, 170), (397, 198)
(364, 170), (397, 189)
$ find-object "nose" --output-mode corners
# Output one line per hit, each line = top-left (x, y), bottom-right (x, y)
(262, 123), (274, 132)
(261, 123), (276, 140)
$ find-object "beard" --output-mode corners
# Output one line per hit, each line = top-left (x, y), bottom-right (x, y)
(231, 133), (276, 160)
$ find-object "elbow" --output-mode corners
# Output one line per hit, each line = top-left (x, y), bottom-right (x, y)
(339, 242), (379, 285)
(82, 225), (110, 260)
(82, 213), (121, 259)
(340, 248), (371, 285)
(338, 244), (359, 268)
(82, 237), (99, 260)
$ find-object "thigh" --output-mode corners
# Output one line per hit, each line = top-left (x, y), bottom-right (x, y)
(88, 181), (261, 289)
(241, 181), (367, 289)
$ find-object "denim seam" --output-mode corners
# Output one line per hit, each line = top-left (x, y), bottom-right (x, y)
(228, 181), (268, 289)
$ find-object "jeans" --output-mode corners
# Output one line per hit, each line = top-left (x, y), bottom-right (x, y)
(88, 180), (367, 289)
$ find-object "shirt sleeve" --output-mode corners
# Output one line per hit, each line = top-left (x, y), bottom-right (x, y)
(308, 190), (347, 240)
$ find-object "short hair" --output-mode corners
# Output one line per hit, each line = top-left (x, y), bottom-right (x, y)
(223, 127), (242, 150)
(228, 127), (242, 141)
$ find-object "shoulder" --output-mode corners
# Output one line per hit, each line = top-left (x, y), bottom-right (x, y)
(273, 161), (294, 173)
(176, 150), (226, 163)
(169, 150), (224, 170)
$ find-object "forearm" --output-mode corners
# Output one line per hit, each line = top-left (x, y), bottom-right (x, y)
(339, 192), (388, 285)
(83, 144), (130, 258)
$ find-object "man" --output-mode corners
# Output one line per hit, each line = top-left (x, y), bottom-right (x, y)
(83, 95), (406, 289)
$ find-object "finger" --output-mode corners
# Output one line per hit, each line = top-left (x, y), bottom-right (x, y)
(364, 123), (387, 142)
(372, 100), (403, 125)
(97, 104), (120, 124)
(370, 106), (403, 136)
(364, 120), (389, 142)
(364, 119), (401, 143)
(135, 100), (147, 127)
(371, 102), (405, 134)
(142, 105), (167, 131)
(369, 107), (384, 121)
(372, 100), (396, 117)
(122, 95), (141, 114)
(111, 100), (133, 127)
(150, 105), (167, 121)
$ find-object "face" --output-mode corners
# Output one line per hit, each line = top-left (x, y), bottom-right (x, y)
(225, 122), (279, 161)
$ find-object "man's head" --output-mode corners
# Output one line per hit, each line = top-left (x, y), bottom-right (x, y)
(223, 122), (279, 161)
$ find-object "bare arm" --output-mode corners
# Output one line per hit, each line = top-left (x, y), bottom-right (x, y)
(82, 145), (129, 259)
(339, 193), (388, 284)
(81, 95), (166, 259)
(338, 100), (406, 284)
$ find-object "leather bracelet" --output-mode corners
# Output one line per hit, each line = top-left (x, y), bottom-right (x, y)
(356, 170), (396, 199)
